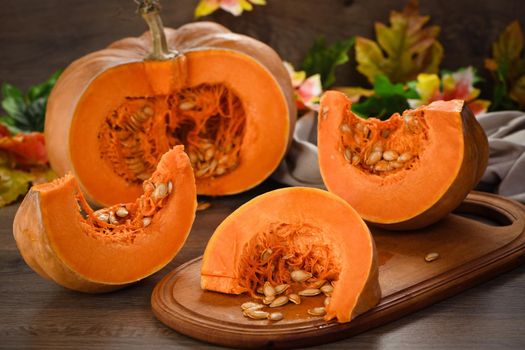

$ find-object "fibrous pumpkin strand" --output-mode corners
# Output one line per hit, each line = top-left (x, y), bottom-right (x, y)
(98, 83), (246, 184)
(339, 110), (428, 174)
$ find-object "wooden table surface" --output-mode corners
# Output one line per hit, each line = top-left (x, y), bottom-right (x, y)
(1, 180), (525, 349)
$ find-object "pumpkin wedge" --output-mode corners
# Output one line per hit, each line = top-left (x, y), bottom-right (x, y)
(13, 146), (196, 293)
(201, 187), (381, 323)
(45, 1), (295, 206)
(318, 91), (489, 230)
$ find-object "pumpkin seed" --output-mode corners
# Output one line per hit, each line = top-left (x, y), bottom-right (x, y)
(291, 270), (312, 283)
(398, 152), (413, 162)
(108, 212), (118, 224)
(263, 282), (276, 297)
(196, 201), (211, 211)
(142, 216), (152, 227)
(274, 284), (290, 295)
(97, 213), (109, 223)
(142, 106), (154, 116)
(261, 248), (273, 262)
(351, 155), (360, 164)
(389, 160), (404, 169)
(241, 302), (264, 311)
(168, 181), (173, 193)
(382, 150), (399, 161)
(289, 293), (301, 305)
(340, 123), (351, 133)
(188, 151), (198, 164)
(320, 284), (334, 295)
(115, 207), (129, 217)
(204, 147), (215, 161)
(331, 281), (337, 288)
(244, 309), (269, 320)
(268, 312), (284, 321)
(215, 166), (226, 175)
(425, 252), (440, 262)
(179, 101), (196, 110)
(307, 307), (326, 316)
(269, 295), (289, 308)
(256, 286), (264, 294)
(309, 280), (326, 289)
(152, 183), (168, 200)
(263, 295), (275, 305)
(282, 253), (294, 260)
(372, 142), (383, 152)
(324, 296), (331, 307)
(344, 148), (352, 162)
(363, 126), (370, 138)
(298, 288), (321, 297)
(366, 151), (382, 165)
(374, 160), (391, 172)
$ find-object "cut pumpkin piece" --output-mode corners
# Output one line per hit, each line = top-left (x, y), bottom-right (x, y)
(201, 187), (380, 323)
(45, 2), (295, 206)
(13, 146), (196, 293)
(318, 91), (489, 230)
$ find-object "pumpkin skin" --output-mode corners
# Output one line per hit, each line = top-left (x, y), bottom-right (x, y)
(13, 146), (196, 293)
(318, 91), (489, 230)
(201, 187), (381, 323)
(45, 21), (296, 206)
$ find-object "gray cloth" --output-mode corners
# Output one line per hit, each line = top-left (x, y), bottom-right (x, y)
(272, 110), (525, 202)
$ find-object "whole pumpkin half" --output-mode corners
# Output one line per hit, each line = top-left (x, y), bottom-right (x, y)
(201, 187), (380, 323)
(45, 2), (295, 206)
(13, 146), (196, 293)
(318, 91), (489, 230)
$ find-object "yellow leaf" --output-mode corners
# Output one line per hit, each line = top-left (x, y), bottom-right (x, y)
(194, 0), (220, 18)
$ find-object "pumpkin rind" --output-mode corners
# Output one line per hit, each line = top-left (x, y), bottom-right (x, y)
(200, 187), (381, 323)
(45, 22), (296, 206)
(13, 146), (196, 293)
(318, 91), (489, 230)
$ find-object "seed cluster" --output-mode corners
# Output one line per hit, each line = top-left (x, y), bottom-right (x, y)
(240, 273), (335, 321)
(98, 83), (246, 184)
(339, 113), (427, 174)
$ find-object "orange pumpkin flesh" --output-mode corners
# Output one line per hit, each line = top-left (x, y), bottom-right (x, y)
(201, 187), (380, 323)
(46, 16), (295, 206)
(318, 91), (489, 230)
(13, 146), (196, 293)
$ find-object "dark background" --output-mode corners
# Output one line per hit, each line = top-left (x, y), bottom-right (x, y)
(1, 0), (524, 94)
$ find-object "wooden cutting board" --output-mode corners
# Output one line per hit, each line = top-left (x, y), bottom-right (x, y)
(151, 192), (525, 349)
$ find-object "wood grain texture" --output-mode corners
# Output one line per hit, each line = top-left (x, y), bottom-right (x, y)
(1, 183), (525, 349)
(151, 192), (525, 349)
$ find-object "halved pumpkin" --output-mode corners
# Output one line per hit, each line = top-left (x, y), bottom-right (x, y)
(45, 2), (295, 206)
(318, 91), (489, 230)
(201, 187), (380, 323)
(13, 146), (196, 293)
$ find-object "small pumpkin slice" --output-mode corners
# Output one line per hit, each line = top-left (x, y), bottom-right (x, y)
(201, 187), (380, 323)
(318, 91), (489, 230)
(13, 145), (196, 293)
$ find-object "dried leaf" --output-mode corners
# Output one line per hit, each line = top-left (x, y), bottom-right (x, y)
(0, 166), (32, 207)
(485, 20), (525, 110)
(355, 0), (442, 83)
(0, 129), (48, 166)
(194, 0), (265, 18)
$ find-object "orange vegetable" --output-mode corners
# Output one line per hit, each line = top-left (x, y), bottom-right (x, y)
(45, 1), (295, 206)
(201, 187), (380, 323)
(13, 146), (196, 293)
(318, 91), (488, 230)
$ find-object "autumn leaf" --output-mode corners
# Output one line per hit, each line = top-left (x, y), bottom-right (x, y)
(409, 67), (490, 115)
(485, 20), (525, 110)
(355, 0), (443, 84)
(195, 0), (266, 18)
(0, 127), (48, 166)
(284, 62), (323, 111)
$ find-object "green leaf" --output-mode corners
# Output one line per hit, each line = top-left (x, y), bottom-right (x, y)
(0, 69), (61, 133)
(351, 75), (419, 120)
(0, 115), (23, 134)
(28, 69), (62, 102)
(355, 0), (443, 83)
(301, 36), (355, 88)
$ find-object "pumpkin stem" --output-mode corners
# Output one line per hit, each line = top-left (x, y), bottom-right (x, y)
(136, 0), (179, 60)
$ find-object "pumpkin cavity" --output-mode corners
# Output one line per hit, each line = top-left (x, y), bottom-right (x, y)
(72, 167), (174, 244)
(98, 83), (246, 184)
(339, 109), (429, 175)
(237, 222), (342, 297)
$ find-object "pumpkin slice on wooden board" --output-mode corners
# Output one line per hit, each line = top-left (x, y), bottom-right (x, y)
(13, 146), (196, 293)
(45, 0), (295, 206)
(318, 91), (489, 230)
(201, 187), (380, 323)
